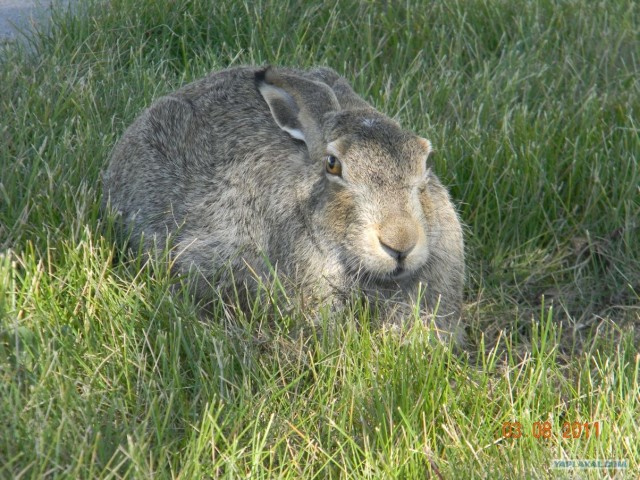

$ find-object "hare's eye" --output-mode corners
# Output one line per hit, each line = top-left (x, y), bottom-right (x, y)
(325, 155), (342, 176)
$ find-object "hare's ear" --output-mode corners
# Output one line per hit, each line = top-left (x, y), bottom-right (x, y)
(330, 78), (374, 111)
(256, 68), (340, 151)
(417, 137), (433, 155)
(257, 73), (306, 141)
(305, 67), (373, 110)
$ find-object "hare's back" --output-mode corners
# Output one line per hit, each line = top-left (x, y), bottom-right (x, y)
(167, 67), (303, 169)
(103, 67), (281, 244)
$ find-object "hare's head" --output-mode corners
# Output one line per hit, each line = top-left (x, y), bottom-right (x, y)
(257, 68), (440, 284)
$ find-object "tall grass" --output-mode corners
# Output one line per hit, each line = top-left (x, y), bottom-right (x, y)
(1, 0), (638, 478)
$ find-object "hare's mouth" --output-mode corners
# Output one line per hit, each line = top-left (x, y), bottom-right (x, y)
(388, 264), (412, 280)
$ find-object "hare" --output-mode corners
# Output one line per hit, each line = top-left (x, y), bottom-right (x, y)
(103, 66), (465, 342)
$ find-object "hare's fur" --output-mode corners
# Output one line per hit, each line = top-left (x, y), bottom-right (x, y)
(103, 66), (465, 342)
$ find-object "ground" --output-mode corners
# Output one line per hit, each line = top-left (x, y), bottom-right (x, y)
(0, 0), (73, 42)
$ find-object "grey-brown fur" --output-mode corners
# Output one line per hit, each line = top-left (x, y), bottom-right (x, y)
(103, 66), (465, 342)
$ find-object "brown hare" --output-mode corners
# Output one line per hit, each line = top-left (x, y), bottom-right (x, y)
(103, 66), (465, 343)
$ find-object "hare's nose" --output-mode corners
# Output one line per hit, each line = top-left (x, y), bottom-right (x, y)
(378, 217), (418, 261)
(379, 240), (414, 261)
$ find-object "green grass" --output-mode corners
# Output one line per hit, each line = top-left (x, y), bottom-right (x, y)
(1, 0), (638, 478)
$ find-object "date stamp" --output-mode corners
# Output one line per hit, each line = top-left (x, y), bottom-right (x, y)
(501, 421), (601, 440)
